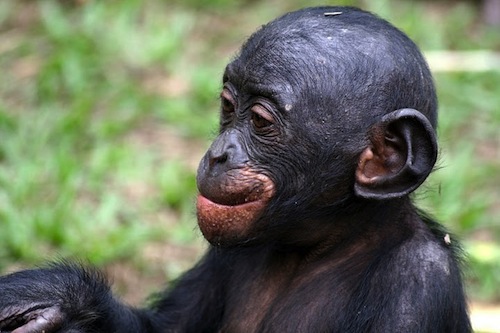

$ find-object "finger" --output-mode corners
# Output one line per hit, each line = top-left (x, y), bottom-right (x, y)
(12, 306), (63, 333)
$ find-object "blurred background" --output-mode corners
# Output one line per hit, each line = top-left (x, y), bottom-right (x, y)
(0, 0), (498, 330)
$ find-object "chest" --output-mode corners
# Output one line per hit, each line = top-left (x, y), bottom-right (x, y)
(217, 259), (353, 333)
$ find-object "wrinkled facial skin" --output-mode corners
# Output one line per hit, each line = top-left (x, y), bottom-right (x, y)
(196, 86), (280, 246)
(196, 41), (329, 247)
(195, 54), (342, 247)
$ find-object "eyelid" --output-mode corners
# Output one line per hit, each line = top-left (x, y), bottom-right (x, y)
(221, 88), (235, 104)
(251, 104), (275, 124)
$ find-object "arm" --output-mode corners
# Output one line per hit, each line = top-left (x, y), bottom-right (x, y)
(0, 249), (228, 333)
(0, 263), (157, 332)
(150, 247), (228, 332)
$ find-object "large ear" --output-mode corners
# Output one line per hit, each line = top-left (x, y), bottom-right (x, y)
(354, 109), (438, 199)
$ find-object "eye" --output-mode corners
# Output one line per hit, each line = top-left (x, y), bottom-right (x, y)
(219, 88), (236, 128)
(251, 104), (274, 130)
(220, 89), (235, 115)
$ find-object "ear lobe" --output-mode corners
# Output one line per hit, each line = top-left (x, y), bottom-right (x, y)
(355, 109), (438, 199)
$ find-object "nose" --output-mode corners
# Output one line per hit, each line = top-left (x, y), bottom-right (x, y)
(208, 145), (228, 168)
(206, 130), (248, 171)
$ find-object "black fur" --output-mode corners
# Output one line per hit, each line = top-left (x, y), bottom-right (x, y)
(0, 7), (471, 333)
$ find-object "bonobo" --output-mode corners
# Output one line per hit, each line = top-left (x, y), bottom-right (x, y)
(0, 6), (471, 333)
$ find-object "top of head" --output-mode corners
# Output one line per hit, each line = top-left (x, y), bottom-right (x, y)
(217, 6), (439, 208)
(226, 6), (437, 130)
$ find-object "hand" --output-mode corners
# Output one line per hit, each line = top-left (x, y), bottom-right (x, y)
(0, 263), (110, 333)
(1, 304), (64, 333)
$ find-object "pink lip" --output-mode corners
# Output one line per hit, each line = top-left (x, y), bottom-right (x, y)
(197, 193), (258, 209)
(196, 194), (267, 243)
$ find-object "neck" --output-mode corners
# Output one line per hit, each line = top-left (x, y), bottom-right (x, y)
(270, 196), (415, 255)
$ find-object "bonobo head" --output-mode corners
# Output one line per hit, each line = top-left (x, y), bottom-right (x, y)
(196, 6), (438, 246)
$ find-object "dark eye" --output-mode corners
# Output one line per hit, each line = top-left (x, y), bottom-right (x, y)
(220, 89), (235, 115)
(219, 89), (236, 128)
(250, 105), (274, 130)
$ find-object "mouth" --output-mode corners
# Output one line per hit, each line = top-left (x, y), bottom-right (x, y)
(195, 193), (269, 245)
(195, 168), (275, 245)
(196, 193), (263, 211)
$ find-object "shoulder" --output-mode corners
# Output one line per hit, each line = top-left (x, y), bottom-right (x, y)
(366, 214), (466, 307)
(361, 220), (471, 332)
(401, 232), (454, 275)
(387, 216), (464, 286)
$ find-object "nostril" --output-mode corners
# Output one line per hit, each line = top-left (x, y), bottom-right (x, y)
(209, 151), (228, 167)
(218, 153), (228, 163)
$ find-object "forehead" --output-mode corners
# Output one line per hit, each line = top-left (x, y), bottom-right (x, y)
(224, 9), (398, 92)
(220, 7), (437, 129)
(223, 29), (332, 105)
(223, 57), (296, 100)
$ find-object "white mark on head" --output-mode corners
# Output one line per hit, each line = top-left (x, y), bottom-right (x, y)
(444, 234), (451, 245)
(324, 12), (343, 17)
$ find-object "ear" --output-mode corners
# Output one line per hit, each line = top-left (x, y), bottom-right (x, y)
(354, 109), (438, 199)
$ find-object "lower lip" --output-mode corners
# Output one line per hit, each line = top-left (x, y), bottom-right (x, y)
(196, 194), (266, 243)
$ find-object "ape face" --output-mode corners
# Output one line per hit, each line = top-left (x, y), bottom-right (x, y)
(195, 77), (280, 246)
(195, 52), (327, 246)
(196, 7), (438, 246)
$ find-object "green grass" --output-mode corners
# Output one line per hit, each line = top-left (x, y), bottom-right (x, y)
(0, 0), (499, 302)
(416, 71), (500, 301)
